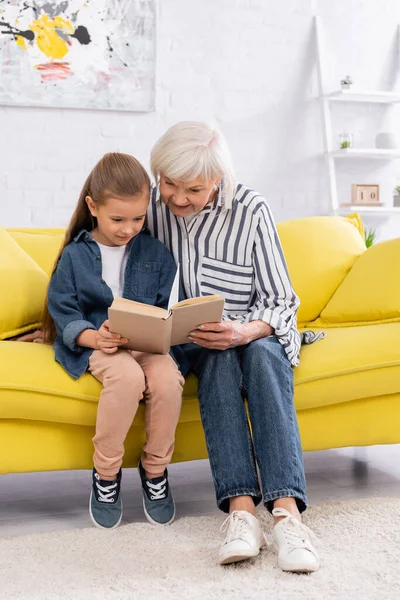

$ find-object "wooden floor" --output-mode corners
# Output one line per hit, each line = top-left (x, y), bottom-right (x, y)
(1, 445), (399, 537)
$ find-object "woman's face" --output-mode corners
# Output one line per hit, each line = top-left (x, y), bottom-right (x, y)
(159, 174), (220, 217)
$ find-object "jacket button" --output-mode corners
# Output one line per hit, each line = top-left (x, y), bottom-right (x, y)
(101, 279), (105, 283)
(96, 255), (100, 260)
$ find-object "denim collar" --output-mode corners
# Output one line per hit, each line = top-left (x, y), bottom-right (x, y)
(73, 229), (91, 242)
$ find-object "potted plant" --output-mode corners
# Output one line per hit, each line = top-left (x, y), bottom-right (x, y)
(340, 75), (353, 90)
(339, 132), (353, 149)
(365, 228), (376, 248)
(393, 186), (400, 207)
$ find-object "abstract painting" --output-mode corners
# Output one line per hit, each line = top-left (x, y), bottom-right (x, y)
(0, 1), (156, 111)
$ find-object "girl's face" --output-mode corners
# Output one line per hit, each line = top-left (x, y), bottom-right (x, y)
(86, 188), (149, 247)
(159, 174), (220, 217)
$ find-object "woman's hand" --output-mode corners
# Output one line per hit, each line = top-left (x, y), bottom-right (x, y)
(188, 320), (274, 351)
(95, 320), (128, 354)
(14, 330), (45, 343)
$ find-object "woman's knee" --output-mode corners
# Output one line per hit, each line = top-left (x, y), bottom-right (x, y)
(246, 336), (287, 367)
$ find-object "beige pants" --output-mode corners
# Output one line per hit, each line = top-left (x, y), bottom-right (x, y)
(88, 349), (184, 480)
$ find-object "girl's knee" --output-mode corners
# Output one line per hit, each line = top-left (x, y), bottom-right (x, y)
(104, 365), (146, 394)
(147, 358), (185, 395)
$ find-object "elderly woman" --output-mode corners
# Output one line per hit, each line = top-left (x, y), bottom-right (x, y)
(147, 122), (321, 572)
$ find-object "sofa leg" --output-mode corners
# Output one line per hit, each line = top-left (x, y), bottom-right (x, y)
(352, 447), (368, 480)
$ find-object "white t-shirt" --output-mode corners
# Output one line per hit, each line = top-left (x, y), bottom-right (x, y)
(97, 242), (128, 298)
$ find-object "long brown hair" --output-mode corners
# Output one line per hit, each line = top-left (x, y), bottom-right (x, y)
(42, 152), (150, 343)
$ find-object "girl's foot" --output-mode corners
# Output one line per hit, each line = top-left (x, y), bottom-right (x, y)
(138, 460), (175, 525)
(89, 469), (123, 530)
(218, 511), (266, 565)
(272, 508), (319, 572)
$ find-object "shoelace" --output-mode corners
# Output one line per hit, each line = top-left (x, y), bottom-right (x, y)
(95, 480), (118, 503)
(273, 508), (316, 553)
(146, 478), (167, 501)
(220, 511), (253, 544)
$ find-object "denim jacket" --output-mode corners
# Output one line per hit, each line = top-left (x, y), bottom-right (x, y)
(48, 228), (177, 379)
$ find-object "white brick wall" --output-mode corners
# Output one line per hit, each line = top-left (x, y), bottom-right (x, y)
(1, 0), (400, 240)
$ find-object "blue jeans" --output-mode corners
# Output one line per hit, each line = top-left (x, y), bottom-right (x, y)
(176, 336), (307, 514)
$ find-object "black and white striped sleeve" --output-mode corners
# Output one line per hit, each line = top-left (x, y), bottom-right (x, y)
(245, 201), (300, 336)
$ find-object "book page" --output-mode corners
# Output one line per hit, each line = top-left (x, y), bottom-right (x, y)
(170, 296), (225, 346)
(168, 264), (180, 310)
(172, 294), (222, 309)
(111, 297), (168, 319)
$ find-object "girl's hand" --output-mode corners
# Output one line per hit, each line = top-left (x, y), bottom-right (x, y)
(96, 320), (128, 354)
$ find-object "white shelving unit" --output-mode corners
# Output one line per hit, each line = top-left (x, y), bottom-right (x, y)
(331, 149), (400, 160)
(325, 90), (400, 104)
(338, 205), (400, 218)
(315, 16), (400, 221)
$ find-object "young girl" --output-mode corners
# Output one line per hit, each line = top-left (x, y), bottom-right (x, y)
(43, 152), (184, 530)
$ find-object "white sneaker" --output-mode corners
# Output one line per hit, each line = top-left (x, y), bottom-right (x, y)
(273, 508), (320, 573)
(218, 510), (266, 565)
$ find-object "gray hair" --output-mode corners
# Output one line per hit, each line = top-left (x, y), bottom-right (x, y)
(150, 121), (237, 208)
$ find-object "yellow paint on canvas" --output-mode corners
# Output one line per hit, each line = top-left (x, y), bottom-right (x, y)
(29, 14), (74, 60)
(15, 35), (27, 50)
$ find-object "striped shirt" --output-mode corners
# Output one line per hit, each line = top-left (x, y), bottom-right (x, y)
(147, 184), (302, 366)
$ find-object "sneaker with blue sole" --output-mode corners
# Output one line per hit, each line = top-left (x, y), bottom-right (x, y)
(89, 468), (123, 530)
(138, 460), (175, 525)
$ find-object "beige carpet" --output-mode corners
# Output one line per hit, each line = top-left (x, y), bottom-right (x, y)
(1, 497), (399, 600)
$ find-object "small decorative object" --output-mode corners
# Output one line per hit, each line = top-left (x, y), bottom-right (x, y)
(365, 228), (376, 248)
(339, 132), (353, 149)
(375, 132), (398, 149)
(340, 75), (353, 90)
(351, 184), (381, 206)
(393, 186), (400, 207)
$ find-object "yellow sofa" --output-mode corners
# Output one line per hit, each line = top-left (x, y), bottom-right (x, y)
(1, 215), (399, 475)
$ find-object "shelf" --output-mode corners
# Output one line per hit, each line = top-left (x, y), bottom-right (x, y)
(325, 89), (400, 103)
(331, 149), (400, 159)
(315, 15), (400, 226)
(337, 205), (400, 216)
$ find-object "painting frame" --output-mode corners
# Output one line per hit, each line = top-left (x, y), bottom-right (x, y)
(0, 0), (156, 112)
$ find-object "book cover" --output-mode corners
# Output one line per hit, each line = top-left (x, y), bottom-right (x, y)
(108, 267), (225, 354)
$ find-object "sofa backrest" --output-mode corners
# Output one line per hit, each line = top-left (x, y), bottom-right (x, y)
(7, 228), (65, 277)
(7, 215), (367, 327)
(276, 214), (366, 325)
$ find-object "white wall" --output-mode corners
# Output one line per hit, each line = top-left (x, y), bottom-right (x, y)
(1, 0), (400, 240)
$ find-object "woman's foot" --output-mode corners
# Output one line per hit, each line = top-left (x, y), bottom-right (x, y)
(272, 508), (319, 572)
(89, 469), (123, 530)
(219, 511), (266, 565)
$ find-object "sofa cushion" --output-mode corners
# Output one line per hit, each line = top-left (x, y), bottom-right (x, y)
(0, 341), (199, 426)
(295, 323), (400, 410)
(8, 229), (64, 277)
(1, 323), (399, 426)
(318, 238), (400, 326)
(0, 225), (49, 340)
(277, 214), (366, 324)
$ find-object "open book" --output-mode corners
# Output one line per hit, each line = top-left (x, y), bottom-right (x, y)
(108, 267), (224, 354)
